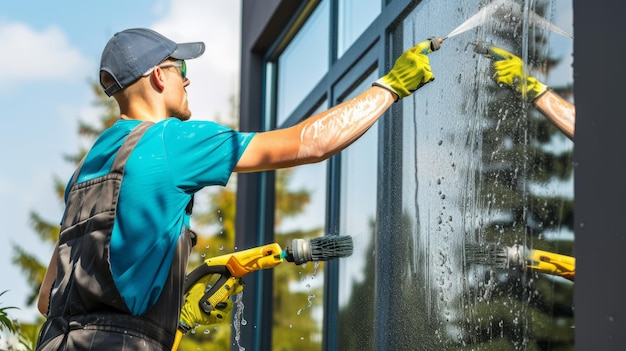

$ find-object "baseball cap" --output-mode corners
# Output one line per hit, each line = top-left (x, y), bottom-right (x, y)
(100, 28), (205, 96)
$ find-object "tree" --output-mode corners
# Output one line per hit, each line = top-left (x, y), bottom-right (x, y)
(9, 80), (120, 350)
(12, 80), (120, 308)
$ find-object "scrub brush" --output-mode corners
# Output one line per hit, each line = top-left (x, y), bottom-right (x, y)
(465, 243), (575, 281)
(282, 235), (354, 264)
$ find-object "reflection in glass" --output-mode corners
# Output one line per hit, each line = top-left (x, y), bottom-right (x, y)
(337, 0), (381, 58)
(277, 1), (329, 125)
(335, 72), (378, 350)
(272, 103), (328, 351)
(394, 0), (574, 349)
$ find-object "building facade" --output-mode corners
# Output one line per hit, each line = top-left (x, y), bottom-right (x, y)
(235, 0), (623, 350)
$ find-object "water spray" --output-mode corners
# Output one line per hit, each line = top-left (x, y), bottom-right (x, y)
(442, 0), (573, 42)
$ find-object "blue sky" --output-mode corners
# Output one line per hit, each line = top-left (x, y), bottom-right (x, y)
(0, 0), (242, 322)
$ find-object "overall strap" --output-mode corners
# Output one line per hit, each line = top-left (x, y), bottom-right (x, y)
(111, 121), (154, 174)
(66, 121), (154, 189)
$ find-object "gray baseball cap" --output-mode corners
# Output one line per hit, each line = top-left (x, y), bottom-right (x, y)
(100, 28), (205, 96)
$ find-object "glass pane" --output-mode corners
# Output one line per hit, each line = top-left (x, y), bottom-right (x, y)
(277, 1), (330, 125)
(337, 0), (381, 58)
(390, 0), (574, 349)
(272, 102), (328, 351)
(336, 71), (379, 350)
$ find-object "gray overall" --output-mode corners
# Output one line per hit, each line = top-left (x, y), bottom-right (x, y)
(36, 122), (195, 350)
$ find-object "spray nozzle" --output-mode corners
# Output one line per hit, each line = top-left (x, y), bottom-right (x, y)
(468, 41), (509, 61)
(468, 40), (490, 55)
(429, 37), (442, 52)
(422, 37), (445, 54)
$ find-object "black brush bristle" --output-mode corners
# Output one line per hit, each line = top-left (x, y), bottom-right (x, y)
(309, 235), (354, 261)
(465, 243), (510, 269)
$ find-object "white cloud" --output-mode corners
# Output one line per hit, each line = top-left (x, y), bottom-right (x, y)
(0, 22), (91, 90)
(150, 0), (242, 123)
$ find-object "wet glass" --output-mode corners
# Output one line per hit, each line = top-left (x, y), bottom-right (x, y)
(390, 0), (574, 349)
(277, 1), (330, 125)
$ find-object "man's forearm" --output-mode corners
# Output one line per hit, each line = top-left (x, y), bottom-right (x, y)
(534, 89), (575, 140)
(296, 86), (394, 160)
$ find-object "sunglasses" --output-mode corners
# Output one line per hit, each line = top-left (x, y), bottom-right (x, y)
(157, 60), (187, 81)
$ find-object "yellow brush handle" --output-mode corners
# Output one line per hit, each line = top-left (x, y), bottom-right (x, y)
(527, 249), (575, 281)
(173, 243), (285, 350)
(172, 329), (184, 350)
(204, 242), (284, 277)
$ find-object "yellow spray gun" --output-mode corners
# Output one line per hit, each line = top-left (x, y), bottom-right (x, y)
(171, 236), (353, 350)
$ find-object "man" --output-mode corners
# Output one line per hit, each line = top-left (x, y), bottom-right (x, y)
(480, 45), (575, 140)
(35, 27), (435, 350)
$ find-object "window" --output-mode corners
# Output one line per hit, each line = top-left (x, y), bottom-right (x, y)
(244, 0), (574, 350)
(336, 71), (379, 350)
(394, 0), (574, 348)
(272, 103), (329, 351)
(337, 0), (381, 58)
(276, 1), (330, 125)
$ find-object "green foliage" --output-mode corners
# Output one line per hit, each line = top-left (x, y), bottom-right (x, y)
(0, 292), (18, 334)
(0, 291), (37, 351)
(271, 168), (324, 351)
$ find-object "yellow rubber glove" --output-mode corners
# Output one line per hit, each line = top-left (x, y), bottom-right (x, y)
(485, 46), (548, 102)
(178, 275), (244, 333)
(373, 39), (435, 101)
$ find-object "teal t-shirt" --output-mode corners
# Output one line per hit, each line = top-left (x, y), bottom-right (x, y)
(68, 118), (255, 315)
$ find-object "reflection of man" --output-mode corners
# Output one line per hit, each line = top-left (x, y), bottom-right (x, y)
(479, 45), (575, 140)
(473, 45), (576, 283)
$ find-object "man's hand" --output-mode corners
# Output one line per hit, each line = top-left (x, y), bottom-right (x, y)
(373, 39), (435, 101)
(178, 275), (244, 332)
(484, 46), (548, 102)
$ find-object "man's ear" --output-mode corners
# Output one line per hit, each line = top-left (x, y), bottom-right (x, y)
(151, 67), (166, 91)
